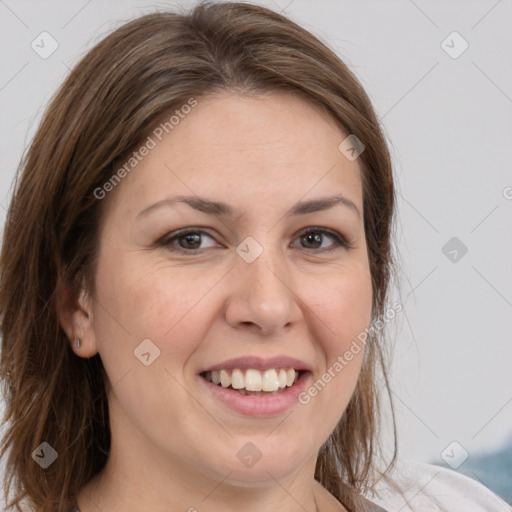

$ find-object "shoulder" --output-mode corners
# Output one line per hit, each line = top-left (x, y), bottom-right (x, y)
(361, 460), (511, 512)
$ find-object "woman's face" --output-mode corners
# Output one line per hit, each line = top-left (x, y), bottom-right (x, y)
(77, 92), (372, 492)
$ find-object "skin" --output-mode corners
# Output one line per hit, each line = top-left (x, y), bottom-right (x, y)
(60, 91), (373, 512)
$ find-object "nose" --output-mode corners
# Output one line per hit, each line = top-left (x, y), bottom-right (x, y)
(224, 243), (302, 336)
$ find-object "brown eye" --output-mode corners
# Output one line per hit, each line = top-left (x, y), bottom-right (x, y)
(176, 232), (202, 250)
(158, 227), (349, 255)
(159, 229), (218, 252)
(294, 228), (348, 252)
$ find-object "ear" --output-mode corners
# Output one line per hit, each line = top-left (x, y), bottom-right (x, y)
(56, 272), (99, 359)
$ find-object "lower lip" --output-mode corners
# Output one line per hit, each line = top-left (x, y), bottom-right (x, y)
(199, 371), (310, 416)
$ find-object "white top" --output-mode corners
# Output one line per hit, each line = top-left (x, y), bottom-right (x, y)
(361, 460), (511, 512)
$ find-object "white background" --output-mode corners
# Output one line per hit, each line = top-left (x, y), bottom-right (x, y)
(1, 0), (511, 481)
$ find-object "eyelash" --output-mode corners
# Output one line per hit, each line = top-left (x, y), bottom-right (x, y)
(158, 227), (351, 254)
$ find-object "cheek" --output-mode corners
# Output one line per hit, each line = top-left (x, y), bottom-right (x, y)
(90, 256), (209, 431)
(296, 263), (372, 413)
(306, 263), (373, 352)
(93, 254), (221, 366)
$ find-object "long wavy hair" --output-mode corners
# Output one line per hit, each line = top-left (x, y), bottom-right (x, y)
(0, 2), (400, 511)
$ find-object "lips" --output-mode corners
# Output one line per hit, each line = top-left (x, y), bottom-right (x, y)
(200, 355), (312, 373)
(199, 369), (310, 416)
(197, 355), (311, 415)
(199, 355), (310, 394)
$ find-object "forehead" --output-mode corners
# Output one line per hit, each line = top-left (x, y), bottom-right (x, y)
(105, 91), (364, 222)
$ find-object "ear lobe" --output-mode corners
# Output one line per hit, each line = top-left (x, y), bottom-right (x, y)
(56, 272), (98, 358)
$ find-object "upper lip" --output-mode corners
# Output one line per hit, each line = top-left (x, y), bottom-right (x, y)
(200, 356), (312, 373)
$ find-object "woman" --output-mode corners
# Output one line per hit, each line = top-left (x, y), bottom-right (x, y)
(0, 2), (508, 512)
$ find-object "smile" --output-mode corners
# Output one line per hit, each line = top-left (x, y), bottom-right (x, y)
(201, 368), (301, 394)
(199, 370), (310, 416)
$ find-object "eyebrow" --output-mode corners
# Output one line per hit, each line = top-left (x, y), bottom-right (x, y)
(136, 194), (361, 220)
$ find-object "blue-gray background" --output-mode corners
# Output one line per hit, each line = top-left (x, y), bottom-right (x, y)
(1, 0), (511, 505)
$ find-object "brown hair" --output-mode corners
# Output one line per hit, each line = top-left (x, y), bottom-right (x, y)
(0, 2), (400, 511)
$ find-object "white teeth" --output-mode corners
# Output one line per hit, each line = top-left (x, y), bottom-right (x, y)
(245, 369), (262, 391)
(231, 369), (244, 389)
(204, 367), (300, 392)
(220, 369), (230, 388)
(278, 369), (287, 388)
(286, 368), (295, 387)
(262, 369), (280, 392)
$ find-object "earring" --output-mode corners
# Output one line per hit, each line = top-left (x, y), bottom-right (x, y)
(76, 338), (81, 348)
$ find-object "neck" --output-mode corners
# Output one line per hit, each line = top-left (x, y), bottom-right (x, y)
(77, 445), (333, 512)
(76, 395), (350, 512)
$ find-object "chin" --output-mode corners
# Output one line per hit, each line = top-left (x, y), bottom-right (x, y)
(205, 439), (312, 486)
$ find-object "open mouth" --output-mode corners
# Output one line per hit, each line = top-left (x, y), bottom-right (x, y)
(200, 368), (305, 396)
